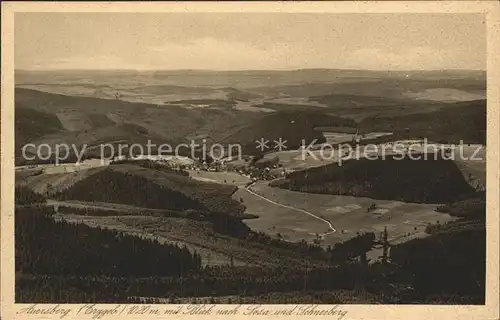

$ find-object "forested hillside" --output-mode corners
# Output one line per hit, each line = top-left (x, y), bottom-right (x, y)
(358, 100), (486, 144)
(16, 207), (202, 277)
(53, 168), (204, 211)
(15, 185), (46, 205)
(16, 201), (485, 304)
(391, 223), (485, 299)
(221, 110), (356, 155)
(271, 154), (476, 203)
(52, 165), (245, 216)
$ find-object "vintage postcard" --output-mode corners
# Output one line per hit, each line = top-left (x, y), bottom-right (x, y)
(1, 1), (499, 320)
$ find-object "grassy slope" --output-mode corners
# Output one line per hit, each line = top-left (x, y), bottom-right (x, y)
(17, 167), (107, 195)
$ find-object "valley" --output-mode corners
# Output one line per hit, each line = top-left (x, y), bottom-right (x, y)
(14, 68), (487, 304)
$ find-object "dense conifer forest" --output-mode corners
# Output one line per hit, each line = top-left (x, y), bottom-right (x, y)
(271, 155), (477, 203)
(15, 199), (485, 304)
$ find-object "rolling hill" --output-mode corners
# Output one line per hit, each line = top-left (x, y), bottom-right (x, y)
(309, 94), (408, 108)
(15, 107), (65, 157)
(14, 88), (266, 164)
(53, 164), (245, 216)
(270, 153), (477, 203)
(14, 69), (488, 305)
(14, 68), (486, 166)
(220, 110), (357, 155)
(358, 100), (486, 144)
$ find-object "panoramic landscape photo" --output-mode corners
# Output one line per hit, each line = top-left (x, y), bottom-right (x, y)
(14, 12), (486, 304)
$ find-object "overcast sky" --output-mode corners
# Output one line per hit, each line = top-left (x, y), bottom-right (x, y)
(15, 13), (485, 71)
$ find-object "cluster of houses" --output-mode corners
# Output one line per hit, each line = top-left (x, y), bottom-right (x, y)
(111, 153), (287, 182)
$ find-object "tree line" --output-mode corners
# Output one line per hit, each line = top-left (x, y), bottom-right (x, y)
(271, 155), (477, 203)
(15, 185), (46, 205)
(16, 207), (202, 277)
(16, 199), (485, 304)
(52, 169), (203, 211)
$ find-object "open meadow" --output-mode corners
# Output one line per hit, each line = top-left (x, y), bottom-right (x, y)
(241, 181), (456, 246)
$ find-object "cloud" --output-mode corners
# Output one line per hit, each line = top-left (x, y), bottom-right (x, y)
(22, 41), (483, 71)
(343, 46), (476, 70)
(28, 38), (284, 70)
(146, 38), (271, 70)
(142, 42), (481, 71)
(15, 13), (485, 71)
(145, 38), (349, 70)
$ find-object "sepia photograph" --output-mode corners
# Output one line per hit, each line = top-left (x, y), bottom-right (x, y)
(1, 2), (499, 319)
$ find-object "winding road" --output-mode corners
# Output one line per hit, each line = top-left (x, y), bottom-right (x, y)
(243, 182), (336, 237)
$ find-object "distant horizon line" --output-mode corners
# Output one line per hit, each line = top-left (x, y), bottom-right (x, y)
(15, 68), (486, 73)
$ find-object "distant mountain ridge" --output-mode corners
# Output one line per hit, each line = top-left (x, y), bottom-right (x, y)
(16, 68), (485, 89)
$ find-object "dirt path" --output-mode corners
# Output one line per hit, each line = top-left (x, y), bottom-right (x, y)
(243, 182), (336, 237)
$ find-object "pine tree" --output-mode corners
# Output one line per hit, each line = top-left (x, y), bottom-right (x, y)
(170, 293), (177, 304)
